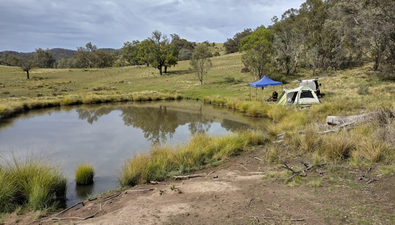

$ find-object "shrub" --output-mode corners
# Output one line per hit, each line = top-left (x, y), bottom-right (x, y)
(75, 163), (95, 185)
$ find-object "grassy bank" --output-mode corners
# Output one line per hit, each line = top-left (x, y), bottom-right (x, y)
(119, 130), (267, 187)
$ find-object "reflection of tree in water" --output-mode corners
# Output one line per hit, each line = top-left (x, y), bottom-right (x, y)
(121, 105), (214, 144)
(121, 105), (180, 144)
(221, 119), (249, 132)
(74, 104), (248, 145)
(188, 106), (212, 134)
(76, 107), (114, 124)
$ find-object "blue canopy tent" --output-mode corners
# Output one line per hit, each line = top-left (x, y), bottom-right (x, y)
(249, 76), (283, 101)
(250, 76), (283, 87)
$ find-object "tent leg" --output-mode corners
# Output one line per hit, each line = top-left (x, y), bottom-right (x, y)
(255, 88), (257, 101)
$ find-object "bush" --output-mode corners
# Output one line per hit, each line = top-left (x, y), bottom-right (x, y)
(75, 163), (95, 185)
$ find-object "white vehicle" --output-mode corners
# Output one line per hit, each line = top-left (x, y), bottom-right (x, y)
(295, 78), (323, 97)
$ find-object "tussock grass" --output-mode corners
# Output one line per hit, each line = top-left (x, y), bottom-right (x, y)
(0, 153), (66, 213)
(119, 130), (267, 187)
(320, 131), (357, 161)
(75, 163), (95, 185)
(266, 105), (289, 122)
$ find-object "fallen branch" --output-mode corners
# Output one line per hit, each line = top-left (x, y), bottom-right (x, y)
(239, 164), (250, 171)
(174, 173), (207, 180)
(103, 192), (121, 201)
(283, 162), (313, 181)
(45, 204), (102, 222)
(251, 216), (305, 222)
(124, 188), (155, 194)
(205, 171), (215, 178)
(55, 201), (84, 216)
(359, 175), (379, 184)
(245, 197), (255, 208)
(254, 157), (263, 162)
(326, 113), (375, 126)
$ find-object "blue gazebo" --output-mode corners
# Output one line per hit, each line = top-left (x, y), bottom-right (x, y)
(249, 76), (283, 101)
(249, 76), (283, 88)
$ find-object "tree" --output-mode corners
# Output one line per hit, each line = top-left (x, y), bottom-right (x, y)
(224, 28), (253, 54)
(19, 58), (35, 79)
(137, 39), (154, 67)
(73, 42), (98, 68)
(239, 26), (274, 80)
(56, 55), (72, 68)
(190, 44), (212, 85)
(34, 48), (55, 68)
(95, 50), (115, 68)
(147, 30), (178, 75)
(272, 8), (305, 75)
(170, 34), (195, 61)
(120, 40), (141, 66)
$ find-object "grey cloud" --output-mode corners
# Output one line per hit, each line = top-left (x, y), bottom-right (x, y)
(0, 0), (305, 52)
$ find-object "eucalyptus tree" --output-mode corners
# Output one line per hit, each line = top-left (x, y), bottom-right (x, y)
(95, 50), (115, 68)
(224, 28), (253, 54)
(170, 34), (195, 61)
(328, 0), (395, 75)
(120, 40), (141, 66)
(34, 48), (55, 68)
(147, 30), (178, 76)
(19, 58), (35, 79)
(74, 42), (98, 68)
(190, 44), (212, 85)
(356, 0), (395, 73)
(239, 26), (274, 80)
(272, 8), (305, 75)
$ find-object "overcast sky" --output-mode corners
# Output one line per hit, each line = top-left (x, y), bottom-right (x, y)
(0, 0), (305, 53)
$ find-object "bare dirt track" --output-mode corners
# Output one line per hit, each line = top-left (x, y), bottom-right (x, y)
(5, 146), (395, 225)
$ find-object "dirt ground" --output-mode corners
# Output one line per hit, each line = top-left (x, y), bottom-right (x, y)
(5, 146), (395, 225)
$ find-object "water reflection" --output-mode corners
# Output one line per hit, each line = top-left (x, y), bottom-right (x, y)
(75, 184), (94, 199)
(73, 103), (248, 145)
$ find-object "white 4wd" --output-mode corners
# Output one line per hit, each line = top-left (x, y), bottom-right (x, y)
(298, 78), (323, 97)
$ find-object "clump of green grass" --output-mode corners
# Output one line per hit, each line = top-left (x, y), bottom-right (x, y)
(61, 95), (82, 105)
(300, 125), (322, 153)
(203, 96), (227, 106)
(265, 144), (280, 163)
(75, 163), (95, 185)
(245, 102), (267, 117)
(319, 131), (357, 161)
(266, 104), (289, 122)
(119, 130), (267, 187)
(0, 153), (66, 213)
(0, 169), (17, 213)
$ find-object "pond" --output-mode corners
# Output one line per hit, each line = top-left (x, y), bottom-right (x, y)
(0, 100), (265, 206)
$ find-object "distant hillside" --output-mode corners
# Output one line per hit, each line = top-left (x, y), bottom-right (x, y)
(0, 51), (33, 59)
(0, 48), (120, 63)
(50, 48), (76, 60)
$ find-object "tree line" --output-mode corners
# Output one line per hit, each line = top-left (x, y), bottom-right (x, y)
(0, 30), (217, 80)
(1, 0), (393, 81)
(225, 0), (395, 80)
